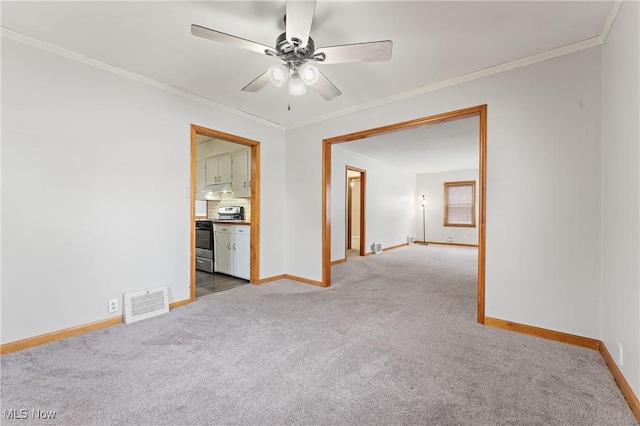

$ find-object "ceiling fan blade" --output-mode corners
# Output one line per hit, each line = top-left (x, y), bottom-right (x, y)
(313, 71), (341, 101)
(241, 72), (271, 93)
(191, 24), (277, 56)
(315, 41), (393, 64)
(286, 0), (316, 48)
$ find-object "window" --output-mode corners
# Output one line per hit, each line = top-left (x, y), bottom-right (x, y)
(444, 181), (476, 227)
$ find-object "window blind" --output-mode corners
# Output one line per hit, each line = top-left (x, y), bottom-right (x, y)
(445, 182), (475, 226)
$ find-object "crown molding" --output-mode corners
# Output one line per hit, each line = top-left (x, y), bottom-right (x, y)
(287, 35), (603, 130)
(1, 27), (285, 131)
(599, 1), (624, 44)
(2, 0), (623, 132)
(286, 1), (623, 130)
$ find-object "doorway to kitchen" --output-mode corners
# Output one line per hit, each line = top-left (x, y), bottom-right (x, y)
(190, 125), (260, 302)
(346, 166), (366, 258)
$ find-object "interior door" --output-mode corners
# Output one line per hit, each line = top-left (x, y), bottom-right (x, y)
(345, 166), (365, 258)
(350, 179), (361, 249)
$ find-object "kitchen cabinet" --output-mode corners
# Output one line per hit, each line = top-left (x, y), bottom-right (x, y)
(215, 224), (250, 280)
(233, 226), (250, 280)
(232, 148), (251, 198)
(205, 153), (232, 185)
(215, 228), (233, 275)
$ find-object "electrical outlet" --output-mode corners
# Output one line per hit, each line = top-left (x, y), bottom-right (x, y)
(617, 342), (623, 366)
(447, 236), (452, 242)
(108, 298), (118, 313)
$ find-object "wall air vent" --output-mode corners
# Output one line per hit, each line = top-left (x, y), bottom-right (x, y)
(372, 242), (383, 254)
(123, 286), (169, 324)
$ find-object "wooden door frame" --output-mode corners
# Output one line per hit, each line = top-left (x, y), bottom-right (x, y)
(190, 125), (261, 302)
(346, 166), (366, 257)
(322, 105), (487, 323)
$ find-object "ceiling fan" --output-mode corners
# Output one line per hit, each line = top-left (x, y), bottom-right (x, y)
(191, 0), (392, 101)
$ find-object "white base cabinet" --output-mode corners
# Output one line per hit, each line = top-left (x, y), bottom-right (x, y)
(215, 224), (250, 280)
(215, 230), (233, 275)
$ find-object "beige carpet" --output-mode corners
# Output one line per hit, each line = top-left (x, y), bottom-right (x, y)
(1, 244), (636, 425)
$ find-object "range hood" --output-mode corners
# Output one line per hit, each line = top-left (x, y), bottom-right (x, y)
(197, 183), (233, 200)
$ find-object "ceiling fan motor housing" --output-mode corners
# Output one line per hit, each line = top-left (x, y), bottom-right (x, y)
(274, 32), (317, 71)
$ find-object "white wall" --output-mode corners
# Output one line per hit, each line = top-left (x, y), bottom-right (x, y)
(286, 46), (602, 338)
(330, 146), (416, 261)
(1, 39), (286, 344)
(416, 169), (479, 245)
(601, 1), (640, 397)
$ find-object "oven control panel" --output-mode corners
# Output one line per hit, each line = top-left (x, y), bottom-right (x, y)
(195, 219), (213, 230)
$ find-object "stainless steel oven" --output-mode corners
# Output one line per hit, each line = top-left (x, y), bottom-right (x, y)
(195, 220), (214, 273)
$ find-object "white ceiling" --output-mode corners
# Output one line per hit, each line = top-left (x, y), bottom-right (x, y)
(340, 115), (479, 174)
(1, 1), (614, 174)
(2, 1), (614, 130)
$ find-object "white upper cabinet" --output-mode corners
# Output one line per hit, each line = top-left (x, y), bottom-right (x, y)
(218, 153), (232, 183)
(205, 153), (232, 185)
(232, 148), (251, 198)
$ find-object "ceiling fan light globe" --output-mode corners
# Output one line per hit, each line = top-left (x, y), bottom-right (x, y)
(299, 63), (319, 86)
(289, 78), (307, 96)
(268, 64), (289, 87)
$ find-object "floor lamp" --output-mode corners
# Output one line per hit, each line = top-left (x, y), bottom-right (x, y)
(419, 194), (428, 245)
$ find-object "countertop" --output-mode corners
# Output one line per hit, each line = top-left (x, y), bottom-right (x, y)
(212, 221), (250, 226)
